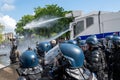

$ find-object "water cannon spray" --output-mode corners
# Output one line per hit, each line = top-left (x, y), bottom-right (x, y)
(23, 17), (63, 29)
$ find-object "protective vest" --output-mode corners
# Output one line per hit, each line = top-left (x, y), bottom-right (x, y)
(85, 48), (105, 72)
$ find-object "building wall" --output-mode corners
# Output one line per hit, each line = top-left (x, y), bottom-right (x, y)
(3, 32), (13, 40)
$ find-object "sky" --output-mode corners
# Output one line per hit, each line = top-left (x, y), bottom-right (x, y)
(0, 0), (120, 33)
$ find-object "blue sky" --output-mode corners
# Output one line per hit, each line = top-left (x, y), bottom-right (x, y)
(0, 0), (120, 33)
(1, 0), (120, 21)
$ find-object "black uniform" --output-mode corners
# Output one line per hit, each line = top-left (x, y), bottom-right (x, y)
(48, 57), (96, 80)
(109, 35), (120, 80)
(9, 45), (19, 64)
(85, 46), (105, 80)
(112, 47), (120, 80)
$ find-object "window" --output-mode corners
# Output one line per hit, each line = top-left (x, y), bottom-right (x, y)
(86, 17), (94, 28)
(73, 20), (84, 37)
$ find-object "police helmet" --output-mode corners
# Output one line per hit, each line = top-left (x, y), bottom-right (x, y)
(20, 50), (39, 68)
(113, 32), (119, 36)
(112, 36), (120, 46)
(105, 35), (113, 41)
(67, 40), (78, 45)
(78, 40), (86, 46)
(59, 43), (85, 68)
(90, 35), (97, 38)
(75, 36), (81, 43)
(86, 36), (98, 46)
(38, 42), (52, 53)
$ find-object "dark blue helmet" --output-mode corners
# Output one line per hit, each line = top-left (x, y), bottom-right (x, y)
(90, 35), (97, 38)
(75, 36), (81, 40)
(86, 36), (98, 46)
(112, 36), (120, 46)
(75, 36), (81, 43)
(113, 32), (119, 36)
(20, 50), (39, 68)
(67, 40), (78, 45)
(105, 35), (113, 41)
(78, 40), (86, 46)
(59, 43), (85, 68)
(38, 42), (52, 53)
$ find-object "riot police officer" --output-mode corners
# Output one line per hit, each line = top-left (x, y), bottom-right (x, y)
(36, 41), (52, 67)
(105, 35), (113, 49)
(9, 37), (20, 64)
(78, 40), (87, 53)
(10, 44), (20, 64)
(111, 36), (120, 80)
(104, 35), (114, 80)
(46, 43), (97, 80)
(36, 42), (52, 57)
(85, 35), (106, 80)
(16, 50), (43, 80)
(74, 36), (81, 44)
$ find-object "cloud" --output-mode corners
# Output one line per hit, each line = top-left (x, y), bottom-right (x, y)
(1, 3), (15, 11)
(0, 0), (15, 11)
(2, 0), (15, 4)
(0, 14), (16, 33)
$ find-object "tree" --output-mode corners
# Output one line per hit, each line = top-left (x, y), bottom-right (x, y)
(34, 4), (65, 19)
(15, 4), (72, 38)
(15, 15), (34, 35)
(33, 4), (71, 37)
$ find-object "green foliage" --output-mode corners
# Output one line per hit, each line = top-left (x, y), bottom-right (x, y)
(34, 4), (65, 18)
(15, 4), (72, 37)
(15, 15), (34, 35)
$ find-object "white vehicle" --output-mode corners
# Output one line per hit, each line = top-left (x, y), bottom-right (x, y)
(68, 11), (120, 39)
(51, 11), (120, 40)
